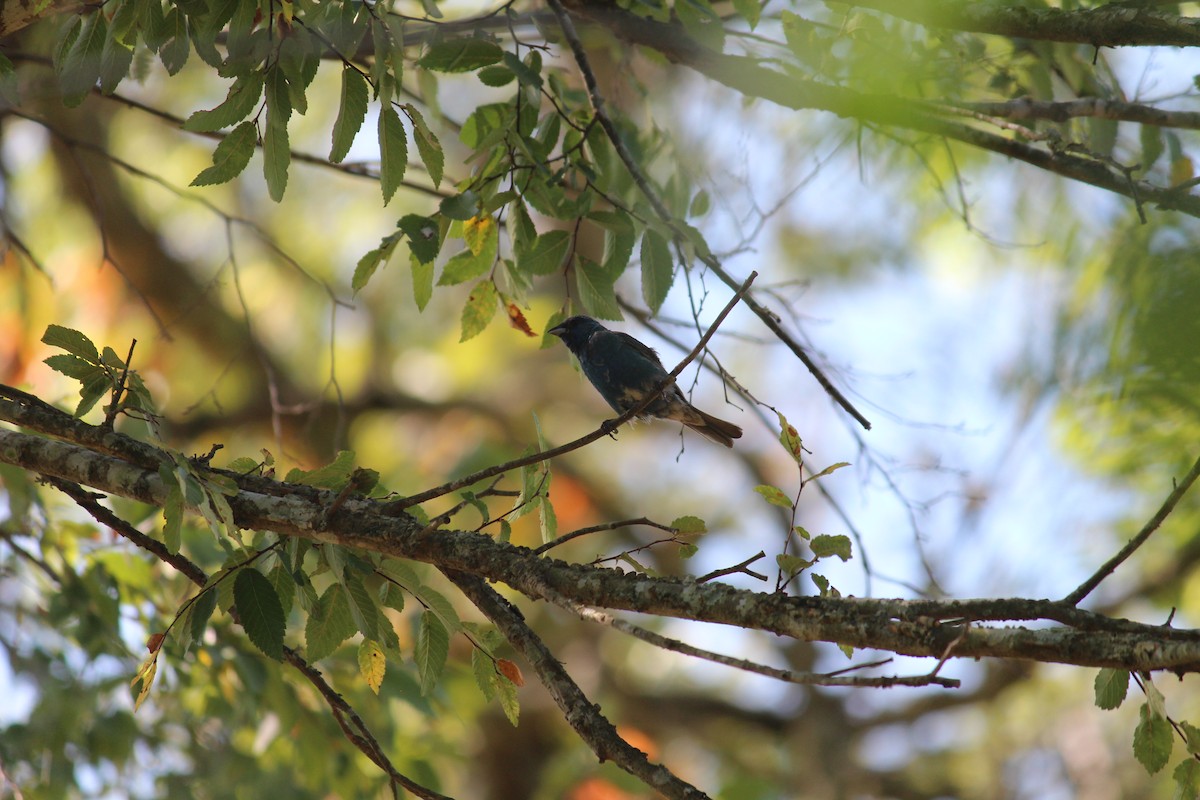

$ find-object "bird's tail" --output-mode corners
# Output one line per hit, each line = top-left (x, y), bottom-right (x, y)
(685, 409), (743, 448)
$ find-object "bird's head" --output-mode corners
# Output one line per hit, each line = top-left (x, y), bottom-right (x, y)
(548, 315), (607, 351)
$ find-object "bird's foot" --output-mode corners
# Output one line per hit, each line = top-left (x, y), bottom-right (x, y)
(600, 419), (620, 440)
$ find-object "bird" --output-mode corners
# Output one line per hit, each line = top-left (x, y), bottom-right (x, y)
(548, 315), (743, 447)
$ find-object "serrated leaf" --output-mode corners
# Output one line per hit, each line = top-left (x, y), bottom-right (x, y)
(412, 252), (434, 310)
(1134, 702), (1173, 774)
(233, 569), (285, 660)
(1175, 760), (1200, 800)
(404, 102), (443, 187)
(305, 583), (357, 661)
(520, 230), (571, 276)
(671, 515), (707, 534)
(290, 450), (356, 489)
(464, 215), (496, 256)
(575, 256), (623, 320)
(1181, 721), (1200, 755)
(461, 280), (498, 342)
(189, 587), (218, 645)
(358, 638), (386, 695)
(497, 667), (520, 725)
(640, 230), (673, 312)
(440, 191), (480, 221)
(43, 354), (102, 381)
(59, 12), (106, 97)
(76, 370), (113, 417)
(415, 610), (449, 695)
(811, 534), (852, 561)
(396, 214), (441, 265)
(98, 20), (134, 95)
(159, 8), (189, 75)
(1094, 668), (1129, 710)
(417, 39), (503, 73)
(776, 553), (812, 575)
(353, 245), (387, 292)
(731, 0), (761, 28)
(162, 473), (183, 554)
(539, 491), (557, 542)
(342, 574), (381, 640)
(184, 72), (265, 132)
(263, 68), (292, 201)
(329, 67), (368, 163)
(754, 484), (794, 509)
(191, 121), (257, 187)
(42, 324), (99, 362)
(472, 648), (498, 700)
(378, 103), (408, 204)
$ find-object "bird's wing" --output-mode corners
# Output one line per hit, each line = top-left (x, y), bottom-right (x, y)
(611, 331), (666, 369)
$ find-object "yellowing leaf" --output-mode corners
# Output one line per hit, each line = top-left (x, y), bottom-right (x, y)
(754, 484), (793, 509)
(358, 638), (386, 695)
(464, 215), (496, 256)
(461, 280), (499, 342)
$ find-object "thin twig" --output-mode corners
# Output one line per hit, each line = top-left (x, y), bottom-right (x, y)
(1063, 454), (1200, 605)
(533, 516), (675, 555)
(45, 478), (448, 800)
(385, 272), (755, 512)
(442, 568), (710, 799)
(544, 0), (872, 430)
(696, 551), (768, 583)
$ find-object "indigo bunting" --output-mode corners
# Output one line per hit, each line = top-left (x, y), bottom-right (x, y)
(549, 315), (743, 447)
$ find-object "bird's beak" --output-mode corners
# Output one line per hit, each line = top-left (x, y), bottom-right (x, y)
(548, 323), (566, 338)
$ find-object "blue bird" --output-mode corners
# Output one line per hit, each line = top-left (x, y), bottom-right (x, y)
(549, 315), (743, 447)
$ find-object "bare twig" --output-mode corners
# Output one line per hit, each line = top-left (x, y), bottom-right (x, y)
(696, 551), (769, 583)
(1063, 454), (1200, 605)
(533, 516), (677, 555)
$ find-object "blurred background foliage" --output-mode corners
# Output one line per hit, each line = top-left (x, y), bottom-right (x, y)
(2, 0), (1200, 797)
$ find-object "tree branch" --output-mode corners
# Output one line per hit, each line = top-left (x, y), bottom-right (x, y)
(4, 408), (1200, 674)
(443, 568), (709, 799)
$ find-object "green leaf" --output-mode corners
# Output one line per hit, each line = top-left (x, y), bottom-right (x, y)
(640, 230), (673, 313)
(440, 191), (480, 221)
(191, 121), (257, 187)
(811, 534), (852, 562)
(1094, 668), (1129, 710)
(42, 324), (99, 362)
(0, 52), (18, 105)
(329, 67), (368, 163)
(477, 64), (514, 86)
(412, 252), (435, 311)
(811, 573), (840, 597)
(731, 0), (761, 29)
(358, 638), (386, 695)
(415, 610), (449, 695)
(162, 473), (183, 554)
(76, 370), (113, 417)
(809, 461), (851, 481)
(59, 12), (106, 98)
(305, 584), (357, 661)
(472, 648), (499, 701)
(671, 515), (707, 534)
(404, 103), (444, 187)
(98, 19), (134, 95)
(159, 8), (190, 75)
(1174, 760), (1200, 800)
(520, 230), (571, 276)
(342, 574), (381, 640)
(754, 484), (794, 509)
(263, 67), (292, 201)
(539, 491), (557, 542)
(398, 214), (442, 264)
(417, 39), (503, 73)
(1133, 702), (1173, 774)
(461, 281), (499, 342)
(378, 104), (408, 204)
(289, 450), (356, 489)
(502, 51), (542, 88)
(184, 72), (265, 132)
(1181, 721), (1200, 755)
(233, 569), (285, 660)
(44, 354), (103, 382)
(776, 553), (813, 575)
(189, 587), (218, 645)
(574, 256), (623, 321)
(464, 215), (497, 256)
(352, 244), (388, 293)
